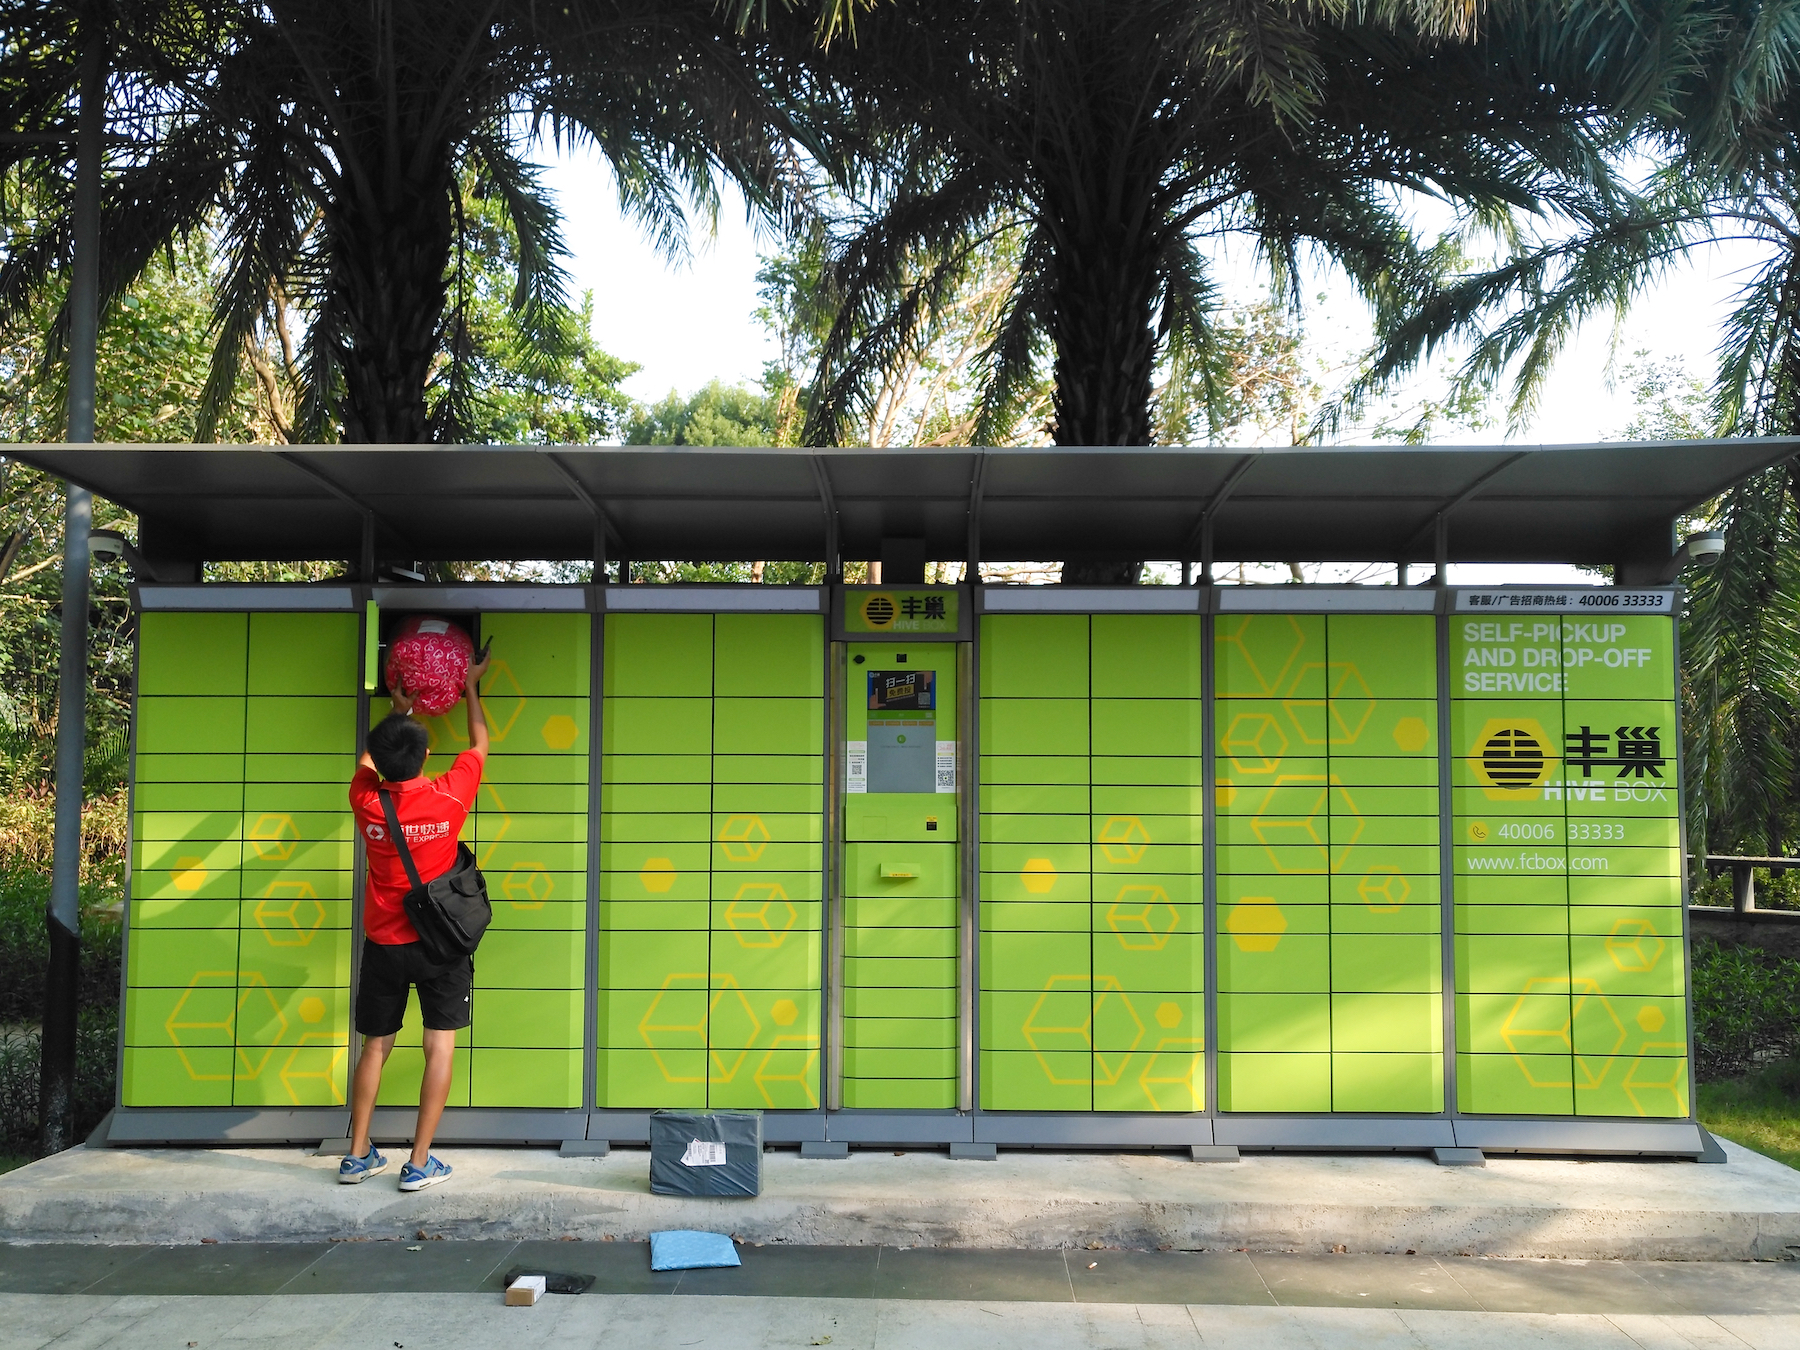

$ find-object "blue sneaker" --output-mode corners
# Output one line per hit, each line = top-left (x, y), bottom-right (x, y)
(398, 1155), (452, 1192)
(338, 1144), (386, 1184)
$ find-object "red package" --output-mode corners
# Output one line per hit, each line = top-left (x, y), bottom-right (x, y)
(385, 615), (474, 716)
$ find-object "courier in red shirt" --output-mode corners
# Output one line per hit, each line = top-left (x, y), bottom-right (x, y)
(341, 649), (490, 1190)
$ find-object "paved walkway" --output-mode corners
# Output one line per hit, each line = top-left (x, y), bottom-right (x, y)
(8, 1138), (1800, 1259)
(6, 1291), (1799, 1349)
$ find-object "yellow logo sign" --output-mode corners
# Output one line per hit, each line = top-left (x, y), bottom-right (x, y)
(1472, 719), (1555, 799)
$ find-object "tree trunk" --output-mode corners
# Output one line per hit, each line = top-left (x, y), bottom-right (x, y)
(331, 163), (454, 445)
(1045, 185), (1162, 582)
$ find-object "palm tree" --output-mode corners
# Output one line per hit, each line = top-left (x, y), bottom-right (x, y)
(791, 0), (1684, 485)
(2, 0), (826, 444)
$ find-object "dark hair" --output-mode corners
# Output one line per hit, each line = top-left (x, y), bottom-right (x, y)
(366, 713), (430, 781)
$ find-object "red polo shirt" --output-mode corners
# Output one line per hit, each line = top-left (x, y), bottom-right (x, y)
(349, 751), (484, 945)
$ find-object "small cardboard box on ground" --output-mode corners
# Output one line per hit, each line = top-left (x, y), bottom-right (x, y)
(504, 1274), (546, 1306)
(649, 1109), (763, 1197)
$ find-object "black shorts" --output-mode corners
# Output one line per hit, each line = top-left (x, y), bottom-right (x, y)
(355, 938), (473, 1037)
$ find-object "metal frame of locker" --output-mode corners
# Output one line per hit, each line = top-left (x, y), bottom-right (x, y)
(102, 579), (1712, 1158)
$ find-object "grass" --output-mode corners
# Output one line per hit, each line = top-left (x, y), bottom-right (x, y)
(1699, 1060), (1800, 1170)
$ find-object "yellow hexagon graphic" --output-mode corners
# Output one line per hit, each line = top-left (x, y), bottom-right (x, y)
(707, 978), (761, 1082)
(753, 1034), (821, 1109)
(717, 814), (770, 863)
(1250, 775), (1361, 872)
(1137, 1039), (1204, 1112)
(1217, 614), (1307, 697)
(1092, 984), (1146, 1087)
(725, 883), (797, 948)
(1097, 815), (1151, 864)
(1392, 716), (1430, 753)
(171, 857), (209, 893)
(1282, 663), (1375, 748)
(1471, 718), (1556, 800)
(246, 814), (300, 863)
(540, 714), (580, 751)
(1622, 1044), (1688, 1116)
(476, 659), (527, 743)
(1022, 975), (1098, 1082)
(299, 996), (327, 1024)
(1636, 1006), (1666, 1033)
(1356, 867), (1410, 914)
(1500, 976), (1615, 1088)
(1222, 712), (1288, 774)
(638, 973), (709, 1081)
(771, 998), (800, 1026)
(1155, 1002), (1182, 1029)
(503, 863), (553, 909)
(474, 784), (513, 872)
(640, 857), (677, 894)
(1020, 858), (1057, 894)
(1573, 991), (1627, 1089)
(231, 977), (286, 1081)
(279, 1033), (348, 1106)
(1105, 885), (1179, 950)
(1606, 920), (1666, 973)
(1226, 898), (1287, 952)
(163, 971), (238, 1080)
(253, 882), (325, 948)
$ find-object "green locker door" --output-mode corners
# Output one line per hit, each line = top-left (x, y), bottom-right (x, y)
(843, 642), (960, 1109)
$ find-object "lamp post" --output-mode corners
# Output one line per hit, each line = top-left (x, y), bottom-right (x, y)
(40, 26), (105, 1156)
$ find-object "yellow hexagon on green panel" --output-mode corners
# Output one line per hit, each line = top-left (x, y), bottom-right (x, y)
(750, 1037), (821, 1109)
(1226, 898), (1287, 952)
(1105, 885), (1179, 950)
(638, 974), (710, 1082)
(1216, 614), (1315, 697)
(1022, 976), (1096, 1066)
(725, 883), (797, 948)
(1222, 711), (1288, 773)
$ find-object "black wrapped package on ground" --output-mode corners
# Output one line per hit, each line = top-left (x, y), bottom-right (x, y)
(649, 1109), (764, 1197)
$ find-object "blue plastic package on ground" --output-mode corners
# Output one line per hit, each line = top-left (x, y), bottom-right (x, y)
(649, 1230), (742, 1271)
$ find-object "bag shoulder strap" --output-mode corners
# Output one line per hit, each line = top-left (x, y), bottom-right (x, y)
(376, 787), (424, 890)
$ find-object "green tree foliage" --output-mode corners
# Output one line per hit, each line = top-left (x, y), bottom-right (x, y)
(1, 0), (823, 444)
(624, 379), (779, 446)
(445, 177), (637, 445)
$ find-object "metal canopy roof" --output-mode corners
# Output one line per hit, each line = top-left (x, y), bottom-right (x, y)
(6, 440), (1795, 569)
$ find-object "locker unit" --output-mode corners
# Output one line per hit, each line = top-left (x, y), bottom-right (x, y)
(978, 613), (1205, 1112)
(125, 610), (358, 1108)
(1213, 612), (1443, 1114)
(107, 581), (1701, 1156)
(1450, 612), (1687, 1117)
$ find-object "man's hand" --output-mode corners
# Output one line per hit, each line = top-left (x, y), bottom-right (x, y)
(389, 681), (417, 717)
(466, 644), (491, 690)
(464, 645), (492, 758)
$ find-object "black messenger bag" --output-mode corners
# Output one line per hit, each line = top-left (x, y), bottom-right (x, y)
(377, 787), (492, 964)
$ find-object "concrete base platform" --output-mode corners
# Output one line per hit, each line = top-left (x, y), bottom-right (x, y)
(5, 1138), (1800, 1260)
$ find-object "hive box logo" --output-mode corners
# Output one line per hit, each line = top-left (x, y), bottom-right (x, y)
(1472, 719), (1556, 800)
